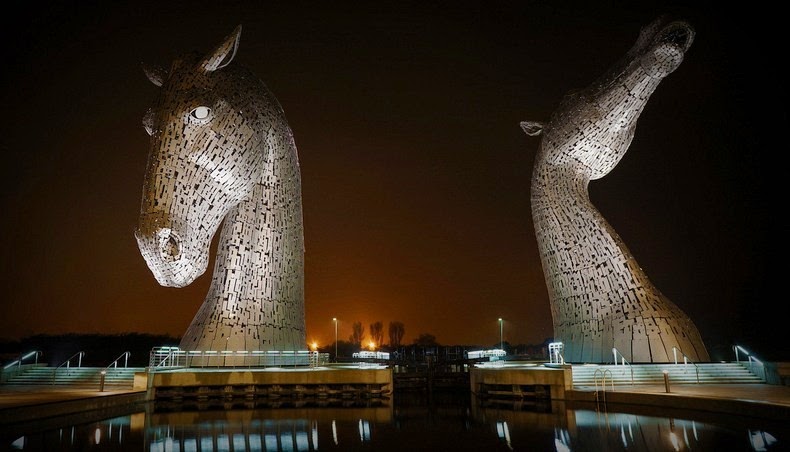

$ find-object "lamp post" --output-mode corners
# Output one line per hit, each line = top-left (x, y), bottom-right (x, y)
(498, 318), (503, 350)
(333, 318), (338, 362)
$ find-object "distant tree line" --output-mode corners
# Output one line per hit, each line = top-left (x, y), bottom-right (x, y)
(348, 320), (409, 349)
(0, 333), (180, 368)
(328, 320), (555, 361)
(340, 320), (549, 353)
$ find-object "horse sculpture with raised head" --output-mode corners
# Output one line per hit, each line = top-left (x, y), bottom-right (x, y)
(135, 25), (306, 358)
(523, 17), (710, 363)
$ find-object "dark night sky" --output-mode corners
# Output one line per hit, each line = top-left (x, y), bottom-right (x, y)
(0, 1), (782, 360)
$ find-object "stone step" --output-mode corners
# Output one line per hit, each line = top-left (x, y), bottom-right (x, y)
(4, 367), (144, 387)
(570, 363), (764, 386)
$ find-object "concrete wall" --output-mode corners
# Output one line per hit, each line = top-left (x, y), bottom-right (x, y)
(470, 365), (571, 400)
(148, 368), (392, 388)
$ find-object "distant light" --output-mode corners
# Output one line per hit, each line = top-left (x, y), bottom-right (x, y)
(311, 342), (318, 351)
(368, 341), (375, 350)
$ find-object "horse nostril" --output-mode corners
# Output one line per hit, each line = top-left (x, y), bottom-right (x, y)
(164, 236), (180, 260)
(658, 22), (694, 52)
(157, 228), (182, 262)
(664, 28), (689, 48)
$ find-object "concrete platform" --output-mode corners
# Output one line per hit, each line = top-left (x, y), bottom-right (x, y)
(0, 386), (147, 425)
(567, 383), (790, 421)
(147, 365), (393, 403)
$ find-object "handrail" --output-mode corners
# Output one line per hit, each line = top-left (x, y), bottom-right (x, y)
(2, 350), (41, 371)
(105, 351), (130, 370)
(148, 347), (330, 370)
(671, 346), (700, 383)
(52, 351), (85, 384)
(548, 342), (565, 365)
(733, 344), (766, 381)
(611, 348), (634, 385)
(55, 351), (84, 369)
(149, 346), (183, 369)
(733, 344), (763, 365)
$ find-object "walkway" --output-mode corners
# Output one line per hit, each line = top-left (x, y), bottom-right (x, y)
(568, 383), (790, 421)
(0, 386), (146, 425)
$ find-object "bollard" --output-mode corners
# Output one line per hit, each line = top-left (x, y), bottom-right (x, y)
(662, 370), (670, 393)
(100, 370), (106, 392)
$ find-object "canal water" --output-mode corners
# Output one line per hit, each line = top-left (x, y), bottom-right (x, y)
(3, 390), (788, 451)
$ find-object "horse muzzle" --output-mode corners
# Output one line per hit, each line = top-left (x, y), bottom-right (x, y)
(135, 221), (208, 288)
(640, 21), (694, 79)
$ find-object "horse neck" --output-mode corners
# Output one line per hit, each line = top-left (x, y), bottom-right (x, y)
(211, 122), (305, 300)
(531, 65), (666, 291)
(531, 163), (647, 295)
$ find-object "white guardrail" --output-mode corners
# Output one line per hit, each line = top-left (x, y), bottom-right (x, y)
(149, 347), (329, 369)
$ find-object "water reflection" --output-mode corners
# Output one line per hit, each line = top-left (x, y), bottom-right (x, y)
(146, 404), (391, 451)
(4, 412), (146, 450)
(3, 393), (788, 451)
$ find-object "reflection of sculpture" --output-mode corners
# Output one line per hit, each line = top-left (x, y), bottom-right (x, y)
(523, 17), (709, 363)
(135, 25), (306, 354)
(146, 408), (393, 450)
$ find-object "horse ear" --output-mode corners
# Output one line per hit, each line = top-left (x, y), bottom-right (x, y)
(199, 25), (242, 72)
(520, 121), (545, 136)
(142, 62), (166, 87)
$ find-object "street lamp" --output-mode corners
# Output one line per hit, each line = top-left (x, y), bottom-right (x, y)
(498, 318), (503, 350)
(333, 318), (338, 362)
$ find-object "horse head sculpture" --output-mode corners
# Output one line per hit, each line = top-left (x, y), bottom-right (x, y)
(523, 17), (709, 363)
(135, 26), (306, 355)
(523, 17), (694, 177)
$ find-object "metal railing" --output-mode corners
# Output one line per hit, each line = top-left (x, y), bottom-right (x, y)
(148, 347), (330, 370)
(105, 351), (131, 369)
(52, 351), (85, 384)
(1, 351), (42, 383)
(733, 345), (766, 381)
(611, 348), (634, 385)
(3, 350), (41, 370)
(548, 342), (565, 365)
(3, 351), (41, 371)
(150, 346), (181, 368)
(671, 346), (700, 383)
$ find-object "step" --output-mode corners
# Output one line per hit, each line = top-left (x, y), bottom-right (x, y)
(3, 367), (144, 388)
(570, 363), (765, 386)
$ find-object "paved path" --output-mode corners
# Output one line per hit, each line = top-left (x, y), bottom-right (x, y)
(573, 383), (790, 406)
(568, 383), (790, 421)
(0, 386), (144, 410)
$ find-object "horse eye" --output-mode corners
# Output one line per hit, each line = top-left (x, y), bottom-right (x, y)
(190, 106), (211, 120)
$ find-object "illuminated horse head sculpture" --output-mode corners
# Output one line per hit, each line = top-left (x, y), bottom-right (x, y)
(135, 25), (305, 356)
(523, 17), (710, 363)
